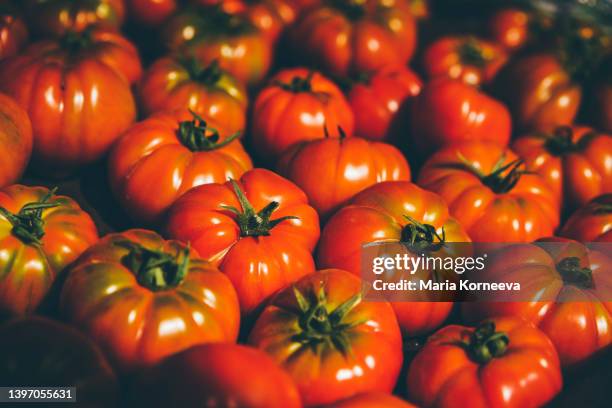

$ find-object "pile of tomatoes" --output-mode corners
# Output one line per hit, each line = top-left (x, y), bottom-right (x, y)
(0, 0), (611, 407)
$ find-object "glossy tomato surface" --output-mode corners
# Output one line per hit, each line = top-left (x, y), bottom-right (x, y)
(488, 8), (529, 50)
(0, 6), (28, 60)
(0, 93), (32, 188)
(326, 392), (416, 408)
(560, 194), (612, 242)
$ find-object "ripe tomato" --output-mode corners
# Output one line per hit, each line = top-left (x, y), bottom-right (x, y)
(60, 229), (240, 372)
(407, 318), (562, 408)
(0, 29), (138, 175)
(0, 317), (117, 406)
(137, 58), (247, 133)
(560, 194), (612, 242)
(23, 0), (126, 36)
(165, 168), (320, 315)
(0, 185), (98, 317)
(407, 0), (428, 20)
(290, 0), (417, 77)
(347, 65), (422, 142)
(133, 343), (302, 408)
(0, 6), (28, 60)
(0, 93), (32, 188)
(162, 6), (271, 86)
(249, 269), (403, 407)
(317, 181), (470, 336)
(251, 68), (354, 162)
(513, 125), (612, 211)
(126, 0), (177, 26)
(108, 111), (252, 225)
(488, 8), (529, 50)
(418, 142), (559, 243)
(462, 239), (612, 366)
(410, 78), (511, 156)
(327, 392), (416, 408)
(422, 36), (508, 86)
(278, 132), (411, 219)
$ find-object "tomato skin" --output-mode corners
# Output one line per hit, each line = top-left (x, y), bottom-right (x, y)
(422, 36), (508, 86)
(165, 168), (320, 315)
(278, 136), (411, 219)
(0, 9), (28, 60)
(407, 317), (562, 408)
(0, 29), (138, 175)
(133, 343), (302, 408)
(251, 68), (354, 162)
(462, 239), (612, 365)
(108, 111), (253, 225)
(137, 57), (248, 133)
(317, 181), (469, 336)
(0, 185), (98, 317)
(0, 317), (117, 407)
(495, 54), (581, 132)
(23, 0), (126, 36)
(126, 0), (177, 26)
(325, 392), (416, 408)
(513, 126), (612, 211)
(60, 229), (240, 372)
(0, 94), (32, 189)
(488, 8), (529, 50)
(560, 194), (612, 242)
(290, 0), (416, 77)
(347, 65), (422, 142)
(249, 269), (403, 407)
(410, 78), (511, 156)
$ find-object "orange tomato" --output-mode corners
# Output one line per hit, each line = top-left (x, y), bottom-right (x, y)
(0, 93), (32, 188)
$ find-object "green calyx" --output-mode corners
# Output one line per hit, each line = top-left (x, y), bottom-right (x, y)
(0, 188), (59, 245)
(195, 6), (254, 37)
(543, 126), (593, 156)
(457, 153), (529, 194)
(275, 71), (315, 93)
(458, 38), (488, 67)
(557, 256), (594, 289)
(591, 202), (612, 215)
(181, 58), (223, 87)
(118, 241), (190, 291)
(60, 28), (93, 54)
(221, 180), (297, 237)
(177, 110), (241, 152)
(401, 215), (446, 252)
(463, 321), (509, 364)
(291, 285), (364, 356)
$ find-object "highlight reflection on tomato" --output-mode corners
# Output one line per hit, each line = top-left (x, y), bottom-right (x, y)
(0, 93), (32, 189)
(560, 194), (612, 242)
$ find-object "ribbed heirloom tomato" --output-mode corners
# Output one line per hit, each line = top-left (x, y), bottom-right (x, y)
(560, 194), (612, 242)
(513, 126), (612, 210)
(290, 0), (417, 76)
(0, 5), (28, 60)
(463, 238), (612, 365)
(347, 65), (422, 142)
(278, 131), (411, 219)
(251, 68), (354, 162)
(133, 344), (301, 408)
(488, 8), (530, 50)
(248, 269), (403, 407)
(60, 229), (240, 372)
(138, 58), (247, 133)
(407, 318), (562, 408)
(317, 181), (470, 336)
(329, 392), (417, 408)
(418, 142), (559, 242)
(126, 0), (177, 26)
(0, 94), (32, 188)
(0, 28), (139, 175)
(410, 78), (511, 156)
(0, 185), (98, 317)
(165, 168), (320, 314)
(108, 111), (252, 225)
(422, 36), (508, 86)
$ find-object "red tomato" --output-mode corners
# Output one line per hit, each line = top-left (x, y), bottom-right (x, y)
(513, 125), (612, 210)
(126, 0), (177, 26)
(249, 269), (403, 407)
(60, 229), (240, 372)
(560, 194), (612, 242)
(317, 181), (470, 336)
(0, 94), (32, 188)
(0, 29), (139, 175)
(347, 65), (422, 142)
(418, 142), (559, 242)
(290, 0), (417, 76)
(0, 185), (98, 317)
(0, 6), (28, 60)
(108, 111), (253, 225)
(326, 392), (417, 408)
(410, 78), (511, 156)
(422, 36), (508, 86)
(162, 6), (272, 86)
(407, 318), (562, 408)
(488, 8), (529, 50)
(251, 68), (354, 162)
(133, 343), (302, 407)
(165, 168), (320, 315)
(137, 57), (248, 133)
(278, 133), (411, 219)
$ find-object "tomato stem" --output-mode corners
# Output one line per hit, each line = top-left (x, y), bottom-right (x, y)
(458, 38), (488, 67)
(464, 321), (509, 364)
(60, 28), (93, 54)
(400, 216), (446, 252)
(0, 188), (59, 245)
(178, 110), (241, 151)
(181, 58), (223, 86)
(275, 71), (315, 93)
(221, 180), (297, 237)
(557, 256), (594, 289)
(457, 153), (528, 194)
(543, 126), (594, 156)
